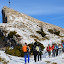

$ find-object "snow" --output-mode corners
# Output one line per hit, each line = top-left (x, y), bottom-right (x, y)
(0, 13), (64, 48)
(0, 50), (64, 64)
(9, 16), (13, 20)
(0, 50), (10, 61)
(42, 53), (64, 64)
(0, 13), (64, 46)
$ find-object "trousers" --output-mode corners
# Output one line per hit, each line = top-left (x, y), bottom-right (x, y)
(24, 52), (30, 63)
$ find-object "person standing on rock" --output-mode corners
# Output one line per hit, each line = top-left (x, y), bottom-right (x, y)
(23, 43), (30, 64)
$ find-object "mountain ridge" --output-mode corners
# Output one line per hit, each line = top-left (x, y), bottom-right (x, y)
(0, 6), (64, 46)
(2, 6), (64, 32)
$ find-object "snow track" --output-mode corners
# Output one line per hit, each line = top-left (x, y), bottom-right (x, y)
(0, 50), (64, 64)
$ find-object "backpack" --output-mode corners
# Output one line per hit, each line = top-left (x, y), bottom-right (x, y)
(62, 44), (64, 48)
(54, 46), (56, 50)
(63, 42), (64, 45)
(36, 46), (40, 52)
(27, 46), (30, 52)
(33, 45), (36, 51)
(54, 45), (58, 50)
(56, 45), (58, 49)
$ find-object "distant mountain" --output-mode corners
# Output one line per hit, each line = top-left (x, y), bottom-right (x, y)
(0, 6), (64, 47)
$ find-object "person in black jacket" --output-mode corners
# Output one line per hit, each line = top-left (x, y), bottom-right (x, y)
(32, 42), (37, 62)
(36, 44), (42, 61)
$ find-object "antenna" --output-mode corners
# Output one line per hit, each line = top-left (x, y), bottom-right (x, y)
(9, 0), (10, 8)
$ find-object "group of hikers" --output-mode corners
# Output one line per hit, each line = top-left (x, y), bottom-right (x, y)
(22, 42), (42, 64)
(22, 41), (64, 64)
(46, 41), (64, 57)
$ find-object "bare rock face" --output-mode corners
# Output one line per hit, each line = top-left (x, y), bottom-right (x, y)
(1, 6), (64, 46)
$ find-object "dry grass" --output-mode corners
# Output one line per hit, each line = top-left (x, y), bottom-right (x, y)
(0, 57), (2, 62)
(41, 36), (49, 41)
(3, 61), (9, 64)
(30, 35), (40, 40)
(45, 61), (51, 63)
(62, 57), (64, 59)
(0, 26), (4, 27)
(52, 62), (57, 64)
(8, 26), (12, 27)
(58, 35), (64, 37)
(41, 38), (46, 40)
(44, 36), (49, 40)
(1, 58), (5, 61)
(0, 57), (9, 64)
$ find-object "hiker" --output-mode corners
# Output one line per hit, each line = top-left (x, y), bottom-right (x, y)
(46, 44), (52, 57)
(62, 43), (64, 52)
(61, 41), (64, 44)
(32, 42), (37, 62)
(23, 43), (30, 64)
(54, 44), (58, 56)
(36, 44), (42, 61)
(58, 44), (63, 55)
(51, 44), (55, 57)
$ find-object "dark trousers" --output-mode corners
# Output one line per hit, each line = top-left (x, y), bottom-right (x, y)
(56, 49), (58, 56)
(52, 49), (55, 57)
(38, 54), (41, 61)
(62, 48), (64, 52)
(38, 52), (41, 61)
(47, 51), (51, 57)
(34, 55), (37, 62)
(33, 51), (37, 62)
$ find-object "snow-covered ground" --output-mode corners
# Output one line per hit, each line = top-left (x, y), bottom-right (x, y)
(0, 18), (64, 47)
(0, 50), (64, 64)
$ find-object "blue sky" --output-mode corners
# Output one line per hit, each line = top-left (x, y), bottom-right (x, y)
(0, 0), (64, 28)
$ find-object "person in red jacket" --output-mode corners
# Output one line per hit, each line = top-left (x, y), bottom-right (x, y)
(61, 44), (63, 48)
(46, 44), (52, 57)
(51, 44), (55, 57)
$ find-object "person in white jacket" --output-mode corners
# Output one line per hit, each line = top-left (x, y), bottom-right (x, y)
(58, 44), (63, 55)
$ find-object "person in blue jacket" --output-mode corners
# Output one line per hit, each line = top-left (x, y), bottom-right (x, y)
(55, 44), (58, 56)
